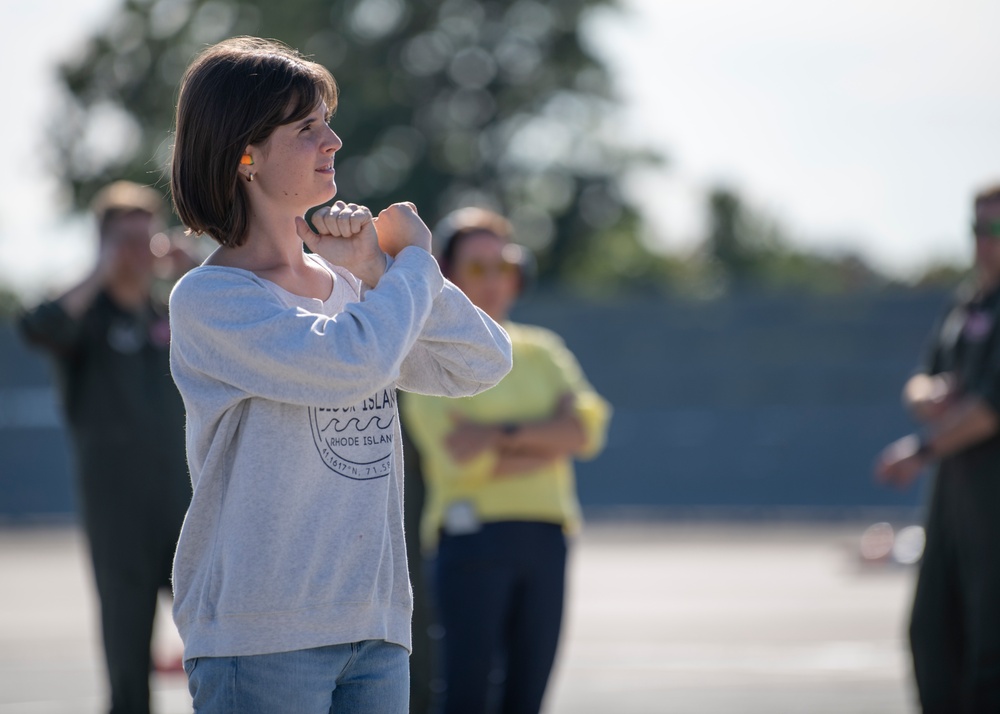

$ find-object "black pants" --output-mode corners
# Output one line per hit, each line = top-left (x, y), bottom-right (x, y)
(433, 521), (567, 714)
(80, 467), (187, 714)
(910, 468), (1000, 713)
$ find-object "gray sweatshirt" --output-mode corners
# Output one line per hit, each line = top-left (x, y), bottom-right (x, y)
(168, 246), (511, 659)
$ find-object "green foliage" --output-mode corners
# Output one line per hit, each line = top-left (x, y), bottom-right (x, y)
(54, 0), (655, 286)
(700, 186), (896, 294)
(548, 181), (931, 298)
(556, 209), (711, 297)
(0, 285), (23, 321)
(706, 188), (757, 279)
(912, 262), (968, 290)
(56, 0), (957, 297)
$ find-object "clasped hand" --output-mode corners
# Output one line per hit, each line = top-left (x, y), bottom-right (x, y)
(295, 200), (432, 287)
(875, 434), (926, 489)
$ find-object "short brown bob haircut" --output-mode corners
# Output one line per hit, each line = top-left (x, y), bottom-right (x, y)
(171, 37), (338, 248)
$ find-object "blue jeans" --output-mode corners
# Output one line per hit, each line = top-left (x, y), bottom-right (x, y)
(184, 640), (409, 714)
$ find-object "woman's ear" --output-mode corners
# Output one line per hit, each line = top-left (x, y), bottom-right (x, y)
(239, 147), (256, 182)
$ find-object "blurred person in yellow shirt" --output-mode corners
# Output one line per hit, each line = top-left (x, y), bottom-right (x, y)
(401, 208), (611, 714)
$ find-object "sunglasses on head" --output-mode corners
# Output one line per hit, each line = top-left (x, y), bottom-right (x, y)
(973, 220), (1000, 240)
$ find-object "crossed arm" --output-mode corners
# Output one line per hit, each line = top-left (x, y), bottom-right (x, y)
(445, 393), (587, 478)
(876, 372), (1000, 488)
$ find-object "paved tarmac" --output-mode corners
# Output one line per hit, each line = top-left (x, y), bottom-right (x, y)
(0, 520), (917, 714)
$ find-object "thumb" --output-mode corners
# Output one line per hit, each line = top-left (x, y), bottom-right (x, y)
(295, 216), (317, 245)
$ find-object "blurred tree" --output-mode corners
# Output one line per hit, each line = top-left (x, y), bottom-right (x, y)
(705, 186), (779, 287)
(706, 188), (748, 280)
(54, 0), (658, 286)
(557, 209), (713, 298)
(0, 284), (23, 321)
(913, 261), (967, 289)
(701, 186), (892, 294)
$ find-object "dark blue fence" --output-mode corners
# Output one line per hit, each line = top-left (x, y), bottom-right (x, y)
(0, 289), (946, 521)
(1, 324), (76, 520)
(512, 290), (942, 518)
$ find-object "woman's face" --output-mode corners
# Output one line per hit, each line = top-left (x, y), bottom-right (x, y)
(249, 100), (342, 215)
(449, 231), (520, 322)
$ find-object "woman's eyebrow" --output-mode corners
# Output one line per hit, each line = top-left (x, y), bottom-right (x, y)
(295, 106), (328, 128)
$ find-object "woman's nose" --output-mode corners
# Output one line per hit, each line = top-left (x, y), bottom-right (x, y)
(325, 128), (343, 153)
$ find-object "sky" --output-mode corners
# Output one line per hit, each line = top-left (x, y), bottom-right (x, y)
(1, 0), (998, 298)
(591, 0), (1000, 273)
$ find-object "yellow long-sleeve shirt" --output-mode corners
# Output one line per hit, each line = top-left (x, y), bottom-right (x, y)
(401, 321), (611, 552)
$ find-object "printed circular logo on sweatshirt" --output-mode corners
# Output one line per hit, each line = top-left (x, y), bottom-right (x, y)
(308, 388), (396, 480)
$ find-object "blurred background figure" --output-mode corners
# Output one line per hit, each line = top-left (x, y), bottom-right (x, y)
(17, 181), (195, 714)
(401, 207), (611, 714)
(876, 184), (1000, 713)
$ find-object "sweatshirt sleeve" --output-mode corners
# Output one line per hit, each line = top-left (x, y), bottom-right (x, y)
(169, 247), (446, 408)
(396, 278), (512, 398)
